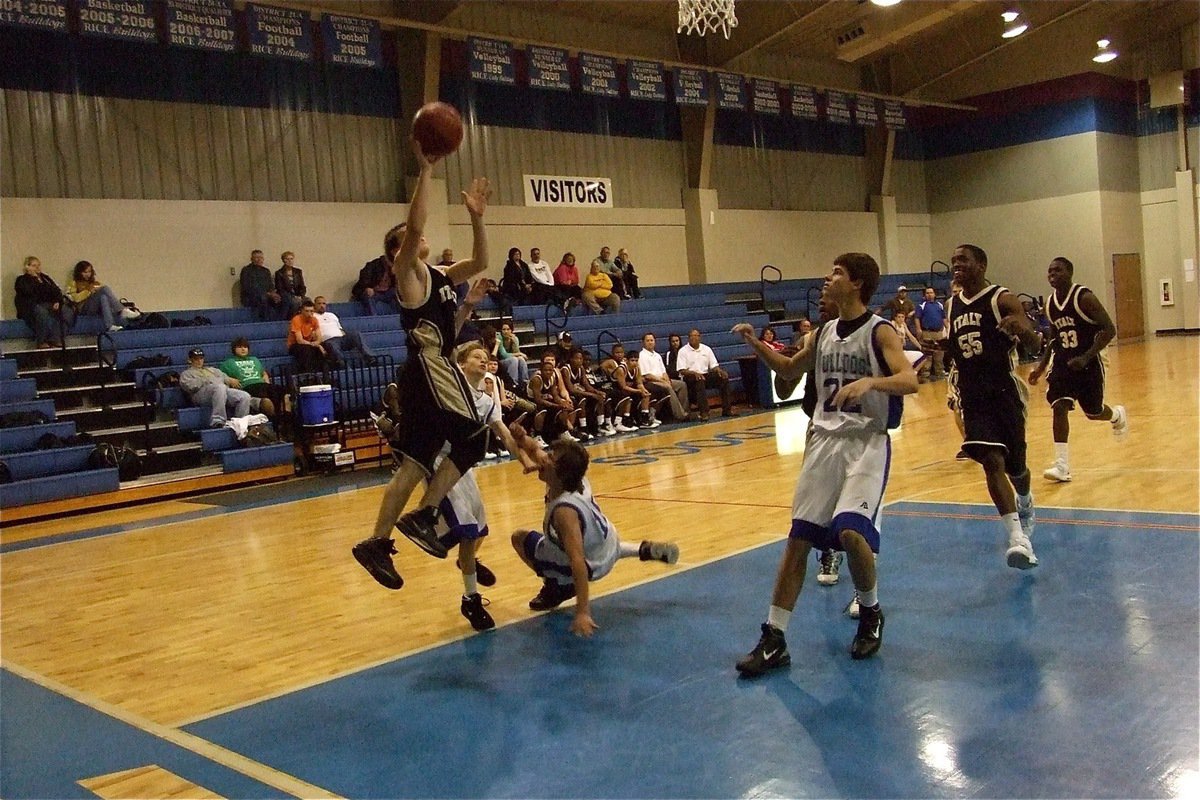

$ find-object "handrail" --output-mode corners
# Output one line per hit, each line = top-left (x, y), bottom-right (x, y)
(759, 264), (782, 318)
(929, 260), (951, 293)
(804, 285), (822, 321)
(543, 300), (569, 347)
(595, 330), (621, 362)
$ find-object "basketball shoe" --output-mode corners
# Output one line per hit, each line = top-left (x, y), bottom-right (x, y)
(845, 591), (861, 619)
(639, 540), (679, 564)
(395, 507), (449, 558)
(460, 593), (495, 631)
(1111, 405), (1129, 438)
(1005, 533), (1038, 570)
(351, 536), (404, 589)
(1017, 494), (1035, 539)
(850, 604), (884, 660)
(736, 623), (791, 677)
(816, 550), (842, 585)
(528, 579), (575, 611)
(1043, 461), (1072, 482)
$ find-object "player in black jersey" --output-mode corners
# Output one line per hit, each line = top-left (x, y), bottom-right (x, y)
(1028, 257), (1127, 482)
(946, 245), (1044, 570)
(353, 138), (494, 591)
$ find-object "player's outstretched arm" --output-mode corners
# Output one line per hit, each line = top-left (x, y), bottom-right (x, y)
(490, 419), (538, 472)
(732, 322), (813, 379)
(394, 138), (436, 304)
(447, 178), (492, 286)
(554, 509), (597, 638)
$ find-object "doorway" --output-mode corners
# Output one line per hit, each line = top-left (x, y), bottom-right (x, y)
(1111, 253), (1145, 340)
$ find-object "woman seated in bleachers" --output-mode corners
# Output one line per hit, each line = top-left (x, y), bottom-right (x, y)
(614, 248), (642, 299)
(552, 252), (584, 309)
(14, 256), (74, 348)
(582, 259), (621, 315)
(66, 260), (141, 332)
(759, 324), (787, 352)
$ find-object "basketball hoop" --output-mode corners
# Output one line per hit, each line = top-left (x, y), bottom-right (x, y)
(678, 0), (737, 39)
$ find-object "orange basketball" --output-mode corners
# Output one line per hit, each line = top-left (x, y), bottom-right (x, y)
(412, 101), (464, 159)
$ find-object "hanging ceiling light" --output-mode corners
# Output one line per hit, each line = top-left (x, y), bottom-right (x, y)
(1093, 38), (1118, 63)
(1001, 8), (1028, 39)
(870, 0), (903, 7)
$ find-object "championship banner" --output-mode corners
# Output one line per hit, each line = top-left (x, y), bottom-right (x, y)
(627, 59), (666, 101)
(321, 13), (380, 68)
(0, 0), (68, 31)
(469, 37), (515, 85)
(824, 89), (853, 125)
(853, 94), (881, 127)
(790, 84), (820, 121)
(752, 78), (780, 115)
(524, 174), (613, 208)
(165, 0), (236, 52)
(77, 0), (157, 42)
(527, 45), (570, 91)
(248, 3), (312, 62)
(579, 52), (619, 97)
(716, 72), (745, 111)
(673, 67), (708, 106)
(882, 99), (907, 130)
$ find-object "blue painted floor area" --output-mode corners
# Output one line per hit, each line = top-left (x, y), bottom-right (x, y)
(180, 502), (1199, 799)
(0, 670), (287, 799)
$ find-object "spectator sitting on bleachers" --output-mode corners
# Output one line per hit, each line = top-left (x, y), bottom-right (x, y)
(66, 261), (141, 333)
(181, 347), (272, 428)
(527, 352), (581, 443)
(239, 249), (285, 321)
(287, 299), (327, 372)
(665, 332), (683, 378)
(499, 321), (530, 371)
(435, 248), (469, 303)
(796, 317), (813, 337)
(352, 250), (400, 317)
(760, 325), (787, 352)
(638, 332), (690, 422)
(677, 328), (735, 419)
(583, 259), (621, 314)
(274, 251), (307, 317)
(499, 248), (535, 305)
(879, 285), (915, 319)
(218, 337), (289, 416)
(613, 248), (642, 299)
(14, 256), (74, 349)
(552, 252), (584, 308)
(484, 354), (535, 434)
(527, 247), (567, 307)
(313, 296), (376, 368)
(596, 246), (629, 299)
(480, 323), (529, 388)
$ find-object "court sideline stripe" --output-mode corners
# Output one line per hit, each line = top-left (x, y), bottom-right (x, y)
(1, 660), (343, 800)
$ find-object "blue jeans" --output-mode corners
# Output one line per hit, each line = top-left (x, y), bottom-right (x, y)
(78, 286), (124, 329)
(322, 332), (376, 367)
(361, 290), (400, 316)
(27, 304), (75, 346)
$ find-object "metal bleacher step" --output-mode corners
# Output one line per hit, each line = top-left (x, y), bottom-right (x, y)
(37, 382), (136, 396)
(91, 420), (178, 438)
(138, 441), (203, 456)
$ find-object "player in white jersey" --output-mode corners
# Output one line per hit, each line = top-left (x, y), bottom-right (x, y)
(731, 253), (918, 675)
(509, 437), (680, 638)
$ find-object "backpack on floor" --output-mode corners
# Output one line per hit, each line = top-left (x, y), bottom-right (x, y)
(243, 422), (279, 448)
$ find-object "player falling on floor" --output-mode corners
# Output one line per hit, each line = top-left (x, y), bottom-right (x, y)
(732, 253), (918, 676)
(946, 244), (1043, 570)
(1027, 257), (1128, 483)
(353, 135), (493, 590)
(507, 433), (680, 638)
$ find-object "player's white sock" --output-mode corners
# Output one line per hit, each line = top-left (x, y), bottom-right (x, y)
(858, 586), (878, 608)
(462, 572), (477, 596)
(767, 605), (791, 632)
(1054, 442), (1069, 466)
(619, 541), (639, 558)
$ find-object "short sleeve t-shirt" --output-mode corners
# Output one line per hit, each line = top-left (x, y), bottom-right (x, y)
(219, 355), (267, 387)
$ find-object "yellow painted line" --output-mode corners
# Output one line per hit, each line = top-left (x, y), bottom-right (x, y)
(3, 661), (342, 800)
(79, 764), (224, 799)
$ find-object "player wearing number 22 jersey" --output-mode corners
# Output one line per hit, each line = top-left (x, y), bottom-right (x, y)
(732, 253), (917, 677)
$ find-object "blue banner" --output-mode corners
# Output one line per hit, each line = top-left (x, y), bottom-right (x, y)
(321, 13), (380, 68)
(853, 94), (880, 127)
(790, 84), (819, 121)
(752, 78), (780, 115)
(77, 0), (157, 42)
(674, 68), (708, 106)
(579, 52), (619, 97)
(716, 72), (745, 111)
(825, 89), (852, 125)
(469, 37), (515, 85)
(0, 0), (68, 31)
(165, 0), (235, 52)
(882, 99), (907, 130)
(627, 59), (666, 101)
(247, 4), (311, 62)
(527, 45), (570, 91)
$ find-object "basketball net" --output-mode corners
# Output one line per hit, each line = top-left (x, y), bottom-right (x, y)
(678, 0), (737, 39)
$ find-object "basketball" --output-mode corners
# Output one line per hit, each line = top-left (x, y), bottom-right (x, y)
(412, 101), (464, 159)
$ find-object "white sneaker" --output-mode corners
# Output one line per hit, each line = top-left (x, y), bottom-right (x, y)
(600, 423), (616, 436)
(483, 451), (498, 460)
(648, 418), (662, 428)
(107, 324), (123, 332)
(1005, 534), (1038, 570)
(1111, 405), (1129, 438)
(1017, 495), (1035, 539)
(816, 550), (842, 586)
(533, 435), (548, 449)
(1043, 461), (1072, 482)
(845, 592), (861, 619)
(119, 307), (142, 321)
(558, 431), (579, 443)
(614, 420), (638, 433)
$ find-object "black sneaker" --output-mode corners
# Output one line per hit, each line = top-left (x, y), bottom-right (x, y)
(352, 537), (404, 590)
(458, 557), (496, 587)
(735, 623), (791, 677)
(528, 579), (575, 610)
(395, 507), (448, 559)
(850, 604), (884, 660)
(460, 593), (495, 631)
(638, 540), (680, 564)
(955, 449), (969, 461)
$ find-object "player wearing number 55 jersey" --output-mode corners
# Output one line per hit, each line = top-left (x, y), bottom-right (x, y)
(946, 244), (1044, 571)
(1028, 257), (1128, 483)
(731, 253), (918, 675)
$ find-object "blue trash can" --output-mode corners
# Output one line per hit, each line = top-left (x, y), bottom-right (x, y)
(298, 384), (335, 426)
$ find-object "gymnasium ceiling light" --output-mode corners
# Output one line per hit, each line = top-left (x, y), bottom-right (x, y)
(1093, 38), (1118, 63)
(1001, 7), (1028, 38)
(870, 0), (903, 7)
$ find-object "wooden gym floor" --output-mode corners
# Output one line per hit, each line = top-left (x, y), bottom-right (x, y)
(1, 336), (1196, 798)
